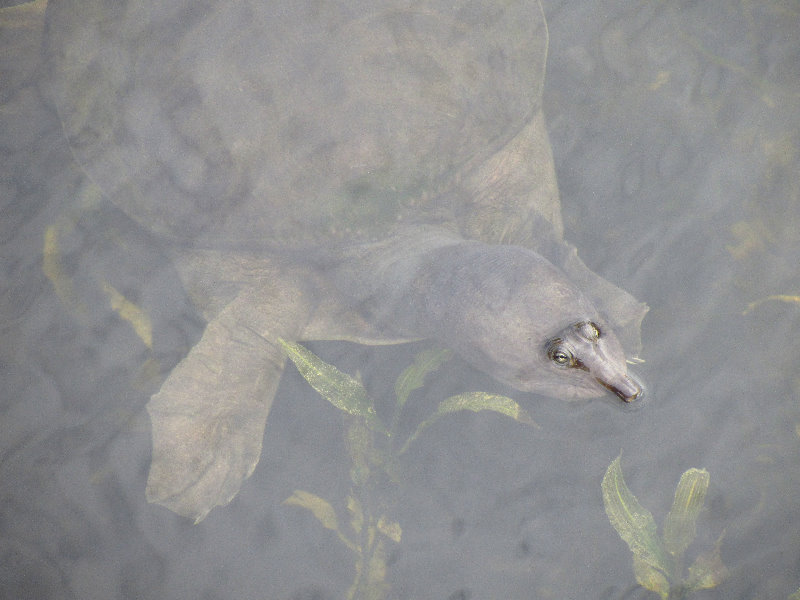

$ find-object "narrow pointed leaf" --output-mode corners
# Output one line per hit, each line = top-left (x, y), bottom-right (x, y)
(43, 225), (87, 319)
(399, 392), (536, 454)
(686, 531), (728, 591)
(394, 349), (452, 410)
(436, 392), (536, 422)
(602, 456), (669, 574)
(345, 418), (382, 485)
(377, 516), (402, 543)
(632, 555), (670, 600)
(101, 282), (153, 349)
(280, 339), (386, 433)
(347, 495), (363, 536)
(284, 489), (339, 531)
(368, 539), (390, 597)
(742, 294), (800, 315)
(663, 467), (710, 557)
(349, 539), (390, 600)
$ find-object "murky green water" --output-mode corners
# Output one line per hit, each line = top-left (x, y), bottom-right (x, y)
(1, 1), (799, 598)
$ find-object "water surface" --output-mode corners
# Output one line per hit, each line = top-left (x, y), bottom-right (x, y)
(1, 1), (799, 598)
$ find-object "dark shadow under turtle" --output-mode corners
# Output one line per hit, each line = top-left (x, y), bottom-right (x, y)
(44, 0), (648, 522)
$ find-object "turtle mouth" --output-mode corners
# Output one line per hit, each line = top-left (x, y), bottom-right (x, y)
(597, 374), (643, 403)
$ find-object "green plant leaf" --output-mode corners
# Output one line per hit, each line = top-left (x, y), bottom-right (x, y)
(742, 294), (800, 315)
(365, 539), (390, 600)
(399, 392), (536, 454)
(377, 516), (402, 543)
(633, 555), (670, 600)
(347, 538), (390, 600)
(393, 348), (452, 411)
(602, 456), (669, 576)
(345, 417), (377, 486)
(347, 495), (363, 536)
(663, 467), (710, 557)
(436, 392), (537, 422)
(790, 587), (800, 600)
(279, 339), (386, 433)
(284, 489), (339, 531)
(685, 531), (728, 592)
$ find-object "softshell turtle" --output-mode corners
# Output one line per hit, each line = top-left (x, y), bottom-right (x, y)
(45, 0), (648, 522)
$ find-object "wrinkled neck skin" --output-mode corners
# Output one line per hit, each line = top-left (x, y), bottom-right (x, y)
(329, 227), (641, 402)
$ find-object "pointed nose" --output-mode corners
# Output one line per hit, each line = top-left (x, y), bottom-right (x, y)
(598, 374), (643, 403)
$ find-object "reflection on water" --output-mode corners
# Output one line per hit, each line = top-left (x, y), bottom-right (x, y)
(1, 0), (799, 598)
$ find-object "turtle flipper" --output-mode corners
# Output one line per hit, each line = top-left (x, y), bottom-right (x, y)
(145, 276), (314, 523)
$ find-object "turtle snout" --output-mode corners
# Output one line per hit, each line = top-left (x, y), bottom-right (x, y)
(598, 373), (643, 403)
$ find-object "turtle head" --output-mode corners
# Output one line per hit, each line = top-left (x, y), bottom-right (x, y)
(409, 241), (642, 402)
(534, 320), (641, 402)
(464, 291), (642, 403)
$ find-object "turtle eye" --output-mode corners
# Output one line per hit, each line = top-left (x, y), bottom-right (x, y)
(547, 342), (574, 367)
(577, 321), (601, 341)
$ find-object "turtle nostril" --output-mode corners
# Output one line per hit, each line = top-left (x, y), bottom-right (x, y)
(617, 384), (642, 403)
(599, 375), (643, 403)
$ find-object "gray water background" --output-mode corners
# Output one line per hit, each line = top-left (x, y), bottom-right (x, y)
(1, 0), (799, 598)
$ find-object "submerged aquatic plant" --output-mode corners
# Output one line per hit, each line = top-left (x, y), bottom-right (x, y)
(602, 456), (727, 600)
(742, 294), (800, 315)
(279, 340), (534, 600)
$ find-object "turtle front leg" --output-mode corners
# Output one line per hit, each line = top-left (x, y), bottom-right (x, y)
(145, 275), (314, 523)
